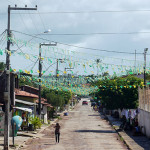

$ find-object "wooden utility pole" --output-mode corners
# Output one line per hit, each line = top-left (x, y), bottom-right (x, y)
(4, 5), (37, 150)
(38, 44), (42, 119)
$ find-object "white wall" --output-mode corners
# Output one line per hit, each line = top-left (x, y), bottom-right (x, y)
(43, 105), (48, 124)
(138, 109), (150, 138)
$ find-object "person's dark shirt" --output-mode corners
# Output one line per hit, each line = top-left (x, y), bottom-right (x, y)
(55, 125), (60, 133)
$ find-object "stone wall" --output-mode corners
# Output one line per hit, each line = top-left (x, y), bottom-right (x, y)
(138, 87), (150, 112)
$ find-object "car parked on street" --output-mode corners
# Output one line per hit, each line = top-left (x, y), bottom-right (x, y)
(90, 99), (94, 102)
(82, 101), (88, 105)
(91, 102), (96, 107)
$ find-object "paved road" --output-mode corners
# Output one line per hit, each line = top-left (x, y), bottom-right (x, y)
(21, 98), (128, 150)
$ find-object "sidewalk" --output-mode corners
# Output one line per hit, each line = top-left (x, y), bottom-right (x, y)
(0, 104), (79, 150)
(0, 118), (58, 150)
(104, 113), (150, 150)
(0, 110), (67, 150)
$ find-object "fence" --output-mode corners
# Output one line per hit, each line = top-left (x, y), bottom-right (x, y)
(138, 86), (150, 112)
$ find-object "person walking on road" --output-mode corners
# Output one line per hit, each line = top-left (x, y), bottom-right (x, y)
(54, 123), (60, 143)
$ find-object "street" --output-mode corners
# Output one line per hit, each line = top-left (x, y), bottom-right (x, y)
(21, 98), (128, 150)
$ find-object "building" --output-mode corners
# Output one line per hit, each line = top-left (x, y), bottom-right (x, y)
(138, 87), (150, 138)
(20, 85), (53, 124)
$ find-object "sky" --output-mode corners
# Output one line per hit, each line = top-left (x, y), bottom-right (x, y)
(0, 0), (150, 76)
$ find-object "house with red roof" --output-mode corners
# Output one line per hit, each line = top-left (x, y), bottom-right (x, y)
(16, 85), (53, 124)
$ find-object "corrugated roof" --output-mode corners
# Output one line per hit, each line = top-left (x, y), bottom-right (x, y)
(15, 89), (38, 98)
(21, 85), (39, 90)
(15, 99), (37, 105)
(14, 106), (32, 113)
(35, 100), (53, 107)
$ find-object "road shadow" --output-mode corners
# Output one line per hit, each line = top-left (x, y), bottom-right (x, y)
(74, 129), (116, 133)
(88, 115), (100, 116)
(44, 144), (56, 146)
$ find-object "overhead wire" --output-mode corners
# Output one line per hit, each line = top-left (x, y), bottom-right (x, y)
(11, 30), (145, 55)
(0, 30), (7, 44)
(18, 12), (31, 33)
(27, 0), (47, 31)
(10, 34), (144, 63)
(10, 45), (143, 70)
(15, 0), (41, 34)
(0, 34), (7, 47)
(14, 42), (36, 63)
(40, 32), (150, 35)
(11, 9), (150, 14)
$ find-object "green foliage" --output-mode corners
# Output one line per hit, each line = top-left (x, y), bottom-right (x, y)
(92, 75), (143, 110)
(19, 76), (38, 88)
(146, 73), (150, 80)
(41, 88), (72, 108)
(29, 116), (42, 130)
(0, 62), (5, 71)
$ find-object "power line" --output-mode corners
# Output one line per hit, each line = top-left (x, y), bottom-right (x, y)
(10, 9), (150, 14)
(11, 29), (150, 36)
(40, 32), (150, 36)
(12, 30), (145, 55)
(0, 30), (7, 37)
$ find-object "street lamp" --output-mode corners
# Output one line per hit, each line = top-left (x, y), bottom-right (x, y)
(38, 42), (57, 119)
(13, 29), (52, 53)
(44, 29), (51, 33)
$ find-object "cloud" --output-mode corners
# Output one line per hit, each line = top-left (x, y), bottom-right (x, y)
(0, 0), (150, 74)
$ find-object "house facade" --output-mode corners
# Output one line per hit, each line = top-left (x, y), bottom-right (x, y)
(20, 85), (53, 124)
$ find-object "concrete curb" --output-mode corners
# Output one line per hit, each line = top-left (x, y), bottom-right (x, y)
(105, 115), (144, 150)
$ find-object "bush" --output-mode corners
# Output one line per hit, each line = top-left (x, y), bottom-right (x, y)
(29, 116), (42, 130)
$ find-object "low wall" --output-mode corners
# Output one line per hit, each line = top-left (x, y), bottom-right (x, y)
(138, 109), (150, 138)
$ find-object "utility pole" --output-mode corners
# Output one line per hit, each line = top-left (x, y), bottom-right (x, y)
(4, 5), (37, 150)
(96, 59), (101, 76)
(144, 48), (148, 87)
(56, 59), (59, 86)
(38, 43), (56, 119)
(64, 68), (74, 86)
(56, 59), (66, 87)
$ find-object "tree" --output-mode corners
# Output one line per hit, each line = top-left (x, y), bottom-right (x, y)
(42, 88), (72, 109)
(91, 75), (143, 110)
(0, 62), (5, 71)
(19, 76), (38, 88)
